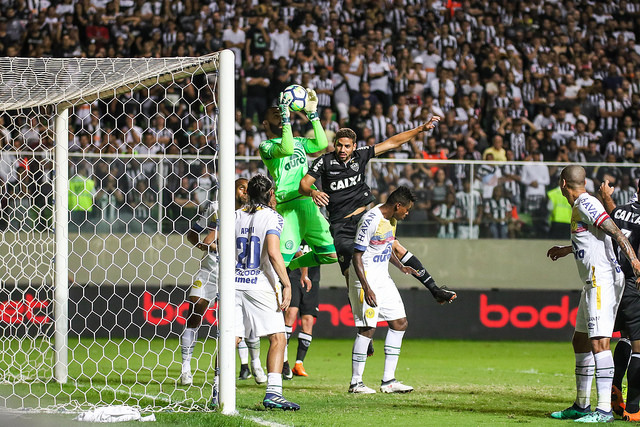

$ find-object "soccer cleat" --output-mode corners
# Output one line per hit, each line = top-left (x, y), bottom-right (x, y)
(348, 382), (376, 394)
(263, 393), (300, 411)
(612, 385), (626, 416)
(252, 365), (267, 384)
(292, 362), (308, 377)
(367, 340), (374, 357)
(282, 361), (293, 380)
(623, 410), (640, 421)
(433, 286), (457, 305)
(179, 371), (193, 386)
(380, 379), (413, 393)
(574, 409), (614, 423)
(550, 403), (591, 420)
(238, 364), (252, 380)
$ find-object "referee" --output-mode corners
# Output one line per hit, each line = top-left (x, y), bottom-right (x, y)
(298, 117), (457, 304)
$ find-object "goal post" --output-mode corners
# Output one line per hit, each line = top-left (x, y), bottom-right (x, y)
(0, 51), (236, 413)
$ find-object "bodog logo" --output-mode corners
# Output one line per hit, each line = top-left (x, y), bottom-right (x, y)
(480, 294), (578, 329)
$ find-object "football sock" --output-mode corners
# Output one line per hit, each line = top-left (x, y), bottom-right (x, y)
(213, 367), (219, 392)
(351, 334), (371, 384)
(399, 251), (438, 295)
(627, 353), (640, 413)
(284, 326), (292, 363)
(594, 350), (614, 413)
(296, 332), (312, 363)
(266, 372), (283, 396)
(180, 327), (197, 370)
(237, 339), (249, 365)
(383, 329), (405, 382)
(246, 337), (261, 367)
(575, 352), (595, 409)
(613, 338), (632, 390)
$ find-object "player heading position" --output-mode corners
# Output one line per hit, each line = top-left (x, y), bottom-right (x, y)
(259, 89), (337, 271)
(349, 186), (416, 394)
(299, 119), (456, 304)
(180, 178), (266, 386)
(234, 174), (299, 410)
(547, 165), (640, 423)
(599, 179), (640, 421)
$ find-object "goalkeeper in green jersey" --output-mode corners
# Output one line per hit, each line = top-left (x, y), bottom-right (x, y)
(259, 89), (337, 270)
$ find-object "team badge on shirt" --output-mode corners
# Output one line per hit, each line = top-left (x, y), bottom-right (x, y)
(350, 162), (359, 172)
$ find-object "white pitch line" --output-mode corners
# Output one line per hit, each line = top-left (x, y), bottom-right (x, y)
(243, 415), (292, 427)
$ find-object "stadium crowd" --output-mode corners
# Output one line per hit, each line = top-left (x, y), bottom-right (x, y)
(2, 0), (640, 238)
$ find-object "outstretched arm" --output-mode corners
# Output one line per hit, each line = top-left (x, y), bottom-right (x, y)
(299, 173), (330, 206)
(373, 115), (441, 156)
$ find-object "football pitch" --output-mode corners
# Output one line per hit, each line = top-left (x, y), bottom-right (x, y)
(2, 338), (603, 426)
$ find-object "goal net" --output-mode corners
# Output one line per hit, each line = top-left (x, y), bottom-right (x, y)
(0, 52), (237, 414)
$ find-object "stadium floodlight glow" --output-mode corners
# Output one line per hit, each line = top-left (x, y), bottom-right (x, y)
(0, 51), (235, 414)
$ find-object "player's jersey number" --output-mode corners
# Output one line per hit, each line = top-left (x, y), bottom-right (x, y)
(236, 236), (261, 269)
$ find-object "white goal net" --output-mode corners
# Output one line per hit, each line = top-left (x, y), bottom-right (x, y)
(0, 52), (236, 413)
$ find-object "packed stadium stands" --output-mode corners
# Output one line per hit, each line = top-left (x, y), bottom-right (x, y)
(1, 0), (640, 238)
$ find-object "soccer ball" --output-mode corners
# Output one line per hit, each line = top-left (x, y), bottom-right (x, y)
(281, 84), (308, 112)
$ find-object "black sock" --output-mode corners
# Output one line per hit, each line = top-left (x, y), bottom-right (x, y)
(285, 325), (292, 345)
(614, 338), (632, 390)
(296, 332), (312, 362)
(628, 353), (640, 413)
(400, 251), (438, 294)
(240, 363), (249, 370)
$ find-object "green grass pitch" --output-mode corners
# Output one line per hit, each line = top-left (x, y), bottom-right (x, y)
(1, 337), (611, 426)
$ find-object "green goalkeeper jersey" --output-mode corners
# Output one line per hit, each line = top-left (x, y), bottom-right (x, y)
(259, 120), (328, 204)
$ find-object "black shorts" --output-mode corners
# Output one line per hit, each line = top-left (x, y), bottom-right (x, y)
(614, 277), (640, 340)
(330, 212), (365, 273)
(289, 268), (320, 317)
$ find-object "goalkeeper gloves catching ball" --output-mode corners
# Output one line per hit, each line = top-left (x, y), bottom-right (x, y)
(304, 88), (319, 121)
(278, 91), (292, 126)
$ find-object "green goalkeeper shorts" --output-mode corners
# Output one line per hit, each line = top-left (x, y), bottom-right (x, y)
(276, 197), (335, 265)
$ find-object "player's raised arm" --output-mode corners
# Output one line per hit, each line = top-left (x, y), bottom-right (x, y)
(598, 179), (617, 214)
(301, 88), (328, 153)
(266, 232), (292, 311)
(373, 115), (441, 156)
(259, 99), (295, 160)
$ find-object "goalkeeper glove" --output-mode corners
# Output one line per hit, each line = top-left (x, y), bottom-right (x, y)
(278, 91), (292, 126)
(304, 88), (319, 121)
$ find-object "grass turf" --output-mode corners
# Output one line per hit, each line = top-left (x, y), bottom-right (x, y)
(1, 337), (597, 426)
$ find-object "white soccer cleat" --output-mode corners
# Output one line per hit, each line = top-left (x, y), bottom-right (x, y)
(380, 379), (413, 393)
(252, 365), (267, 385)
(179, 371), (193, 386)
(348, 381), (376, 394)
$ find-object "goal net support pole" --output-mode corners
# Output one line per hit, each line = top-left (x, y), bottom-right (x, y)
(217, 49), (236, 415)
(53, 107), (69, 384)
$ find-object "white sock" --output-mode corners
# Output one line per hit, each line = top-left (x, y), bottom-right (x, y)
(246, 337), (261, 367)
(383, 329), (405, 382)
(575, 352), (595, 409)
(284, 326), (292, 363)
(594, 350), (614, 413)
(237, 339), (249, 364)
(266, 372), (283, 396)
(351, 334), (371, 385)
(180, 327), (197, 371)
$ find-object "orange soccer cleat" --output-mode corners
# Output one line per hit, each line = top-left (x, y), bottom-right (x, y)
(292, 361), (308, 377)
(623, 410), (640, 422)
(612, 385), (626, 416)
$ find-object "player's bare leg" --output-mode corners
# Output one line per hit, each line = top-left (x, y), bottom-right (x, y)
(380, 318), (413, 393)
(180, 296), (209, 385)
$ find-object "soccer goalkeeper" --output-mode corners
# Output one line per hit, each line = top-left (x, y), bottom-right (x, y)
(258, 88), (337, 270)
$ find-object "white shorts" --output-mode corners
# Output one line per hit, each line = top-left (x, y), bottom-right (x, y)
(348, 268), (406, 328)
(235, 289), (285, 338)
(575, 271), (624, 338)
(188, 265), (218, 305)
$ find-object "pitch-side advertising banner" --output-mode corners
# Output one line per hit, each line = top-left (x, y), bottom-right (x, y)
(0, 285), (588, 341)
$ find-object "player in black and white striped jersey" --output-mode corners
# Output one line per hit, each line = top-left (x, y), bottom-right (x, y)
(484, 185), (513, 239)
(599, 88), (624, 142)
(311, 67), (334, 116)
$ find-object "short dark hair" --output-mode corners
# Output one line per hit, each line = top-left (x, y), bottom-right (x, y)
(335, 128), (357, 143)
(247, 174), (273, 212)
(386, 186), (416, 206)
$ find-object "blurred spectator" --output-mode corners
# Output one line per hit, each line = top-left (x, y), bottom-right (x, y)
(431, 192), (457, 239)
(483, 185), (512, 239)
(455, 179), (482, 240)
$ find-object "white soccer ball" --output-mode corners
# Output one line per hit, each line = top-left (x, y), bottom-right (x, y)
(281, 84), (308, 112)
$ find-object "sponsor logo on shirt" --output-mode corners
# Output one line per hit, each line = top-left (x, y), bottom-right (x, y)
(329, 174), (362, 191)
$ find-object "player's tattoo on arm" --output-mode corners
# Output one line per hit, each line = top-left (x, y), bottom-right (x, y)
(601, 218), (639, 263)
